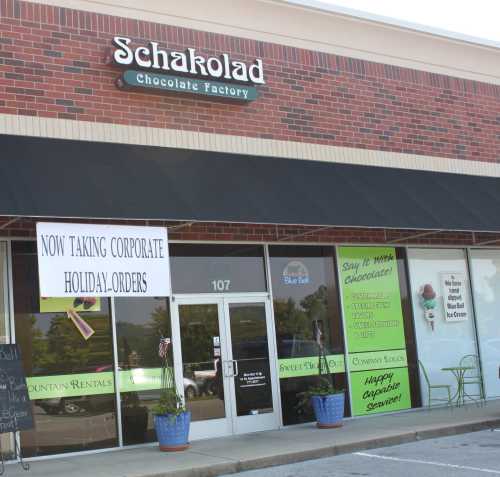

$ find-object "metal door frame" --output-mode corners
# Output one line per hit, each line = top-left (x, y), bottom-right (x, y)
(170, 292), (280, 439)
(222, 294), (280, 435)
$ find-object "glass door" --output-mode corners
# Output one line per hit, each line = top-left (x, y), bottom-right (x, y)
(174, 299), (232, 440)
(223, 296), (279, 434)
(171, 294), (280, 439)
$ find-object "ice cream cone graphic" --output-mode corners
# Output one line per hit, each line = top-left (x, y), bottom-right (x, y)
(419, 284), (437, 331)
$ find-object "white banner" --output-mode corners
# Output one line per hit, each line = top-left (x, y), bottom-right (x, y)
(440, 272), (468, 322)
(36, 222), (170, 297)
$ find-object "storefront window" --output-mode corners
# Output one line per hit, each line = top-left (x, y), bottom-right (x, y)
(407, 248), (479, 406)
(0, 241), (14, 459)
(469, 250), (500, 398)
(170, 244), (267, 294)
(115, 297), (171, 445)
(12, 242), (118, 457)
(338, 246), (419, 416)
(269, 246), (347, 425)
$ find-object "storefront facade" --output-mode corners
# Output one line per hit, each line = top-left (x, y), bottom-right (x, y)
(1, 0), (500, 461)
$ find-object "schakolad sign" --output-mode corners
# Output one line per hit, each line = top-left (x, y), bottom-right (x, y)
(338, 247), (411, 416)
(36, 222), (170, 297)
(111, 36), (263, 101)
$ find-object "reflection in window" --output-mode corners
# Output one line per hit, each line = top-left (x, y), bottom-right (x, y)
(12, 242), (118, 457)
(179, 304), (225, 421)
(470, 250), (500, 398)
(115, 297), (171, 445)
(270, 246), (346, 425)
(0, 242), (14, 459)
(0, 242), (7, 344)
(229, 303), (273, 416)
(170, 244), (267, 293)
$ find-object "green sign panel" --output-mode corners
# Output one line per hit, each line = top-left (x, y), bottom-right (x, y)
(278, 354), (345, 379)
(348, 349), (407, 372)
(349, 367), (411, 416)
(27, 372), (115, 400)
(121, 70), (258, 101)
(338, 247), (411, 416)
(338, 247), (406, 353)
(26, 368), (173, 400)
(119, 368), (163, 393)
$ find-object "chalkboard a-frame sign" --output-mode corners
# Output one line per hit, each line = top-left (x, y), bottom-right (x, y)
(0, 345), (34, 434)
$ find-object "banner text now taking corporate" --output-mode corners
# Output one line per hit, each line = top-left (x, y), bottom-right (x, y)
(40, 233), (165, 294)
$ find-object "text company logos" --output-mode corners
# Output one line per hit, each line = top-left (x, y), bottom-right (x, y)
(111, 36), (264, 101)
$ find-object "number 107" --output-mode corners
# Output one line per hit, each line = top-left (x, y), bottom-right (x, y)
(211, 279), (231, 291)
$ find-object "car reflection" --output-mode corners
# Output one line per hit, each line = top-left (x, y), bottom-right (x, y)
(184, 361), (217, 399)
(34, 363), (216, 416)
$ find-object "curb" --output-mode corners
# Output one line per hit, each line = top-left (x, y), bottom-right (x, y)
(151, 417), (500, 477)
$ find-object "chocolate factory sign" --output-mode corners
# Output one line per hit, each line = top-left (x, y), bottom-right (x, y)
(111, 36), (264, 101)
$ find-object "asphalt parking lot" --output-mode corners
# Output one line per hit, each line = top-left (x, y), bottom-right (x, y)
(224, 429), (500, 476)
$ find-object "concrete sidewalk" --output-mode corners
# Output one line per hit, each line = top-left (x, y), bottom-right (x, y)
(7, 401), (500, 477)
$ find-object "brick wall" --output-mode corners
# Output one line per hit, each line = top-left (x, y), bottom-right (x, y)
(1, 217), (498, 247)
(0, 1), (499, 164)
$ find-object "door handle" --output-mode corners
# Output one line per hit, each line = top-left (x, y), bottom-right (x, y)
(233, 360), (239, 377)
(223, 360), (238, 378)
(223, 360), (233, 377)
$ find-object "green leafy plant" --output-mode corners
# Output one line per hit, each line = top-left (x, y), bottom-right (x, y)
(152, 337), (186, 417)
(312, 320), (344, 393)
(296, 320), (344, 410)
(307, 381), (344, 397)
(152, 388), (185, 417)
(296, 378), (344, 410)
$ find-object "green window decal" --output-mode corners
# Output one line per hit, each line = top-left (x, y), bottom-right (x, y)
(278, 354), (345, 379)
(26, 368), (173, 400)
(338, 247), (411, 416)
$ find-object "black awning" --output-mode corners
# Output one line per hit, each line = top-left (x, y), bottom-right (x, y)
(1, 134), (499, 232)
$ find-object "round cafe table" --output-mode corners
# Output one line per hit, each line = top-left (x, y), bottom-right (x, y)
(441, 366), (475, 407)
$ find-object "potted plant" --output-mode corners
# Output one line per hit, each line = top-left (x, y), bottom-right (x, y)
(152, 337), (191, 451)
(309, 381), (345, 429)
(299, 320), (345, 428)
